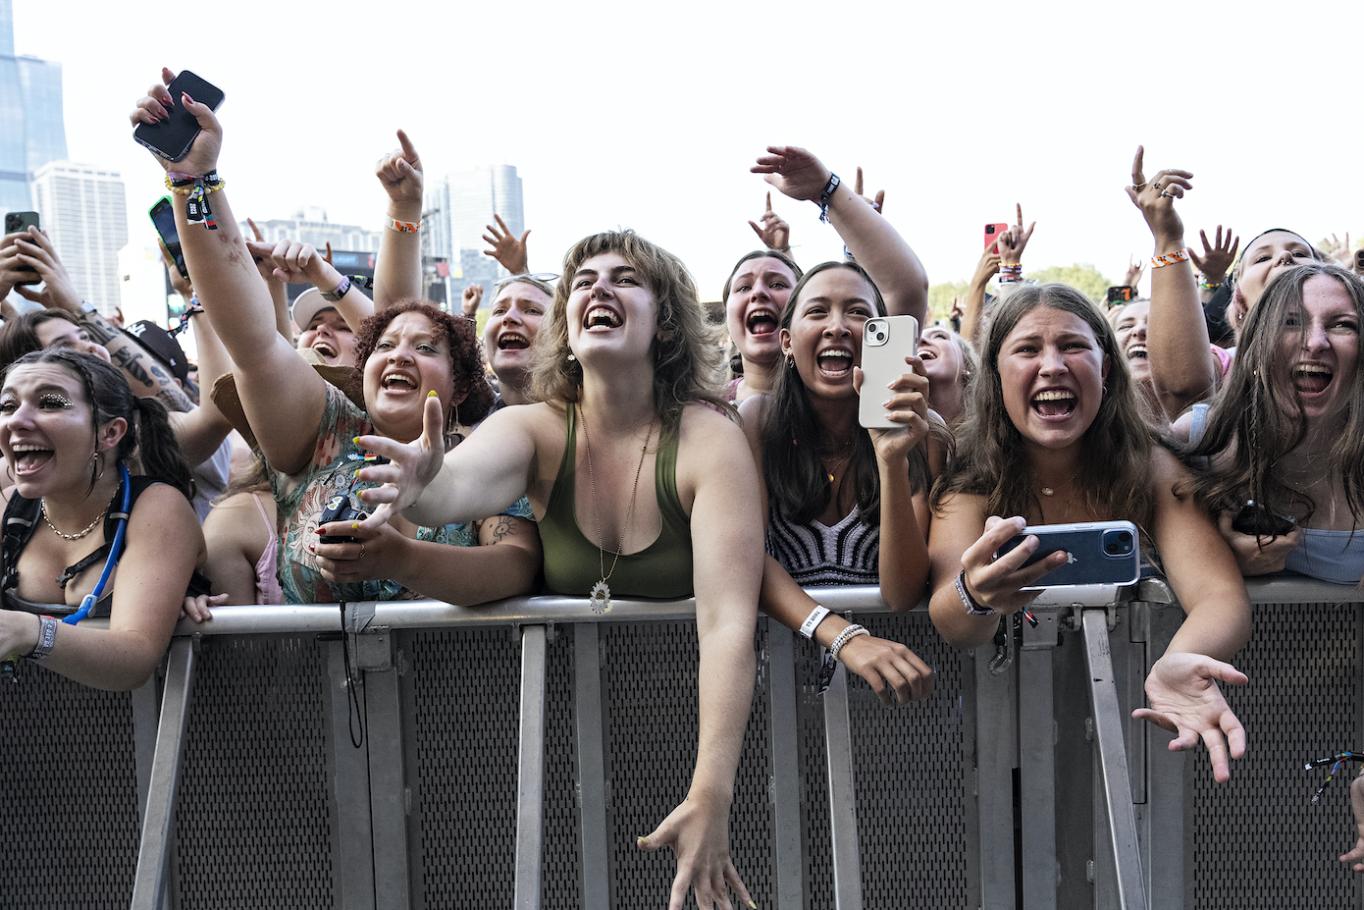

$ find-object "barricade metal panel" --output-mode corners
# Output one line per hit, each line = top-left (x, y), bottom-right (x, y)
(0, 667), (141, 909)
(600, 619), (775, 909)
(172, 635), (337, 908)
(403, 627), (522, 908)
(1190, 600), (1364, 908)
(542, 626), (583, 909)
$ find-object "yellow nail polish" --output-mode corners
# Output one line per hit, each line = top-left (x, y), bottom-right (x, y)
(352, 436), (361, 445)
(636, 836), (647, 848)
(350, 522), (359, 530)
(427, 389), (437, 398)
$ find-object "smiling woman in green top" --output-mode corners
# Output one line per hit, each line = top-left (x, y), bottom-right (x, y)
(355, 229), (764, 910)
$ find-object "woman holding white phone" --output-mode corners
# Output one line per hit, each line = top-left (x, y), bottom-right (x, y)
(927, 283), (1252, 783)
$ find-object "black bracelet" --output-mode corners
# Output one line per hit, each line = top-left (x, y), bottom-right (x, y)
(818, 172), (841, 224)
(955, 570), (995, 618)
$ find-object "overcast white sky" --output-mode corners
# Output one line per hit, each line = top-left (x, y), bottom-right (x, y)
(15, 0), (1364, 298)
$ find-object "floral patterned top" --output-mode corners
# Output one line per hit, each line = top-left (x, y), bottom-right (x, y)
(271, 385), (534, 604)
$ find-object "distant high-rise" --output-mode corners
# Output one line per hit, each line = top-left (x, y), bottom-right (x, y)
(245, 206), (383, 254)
(32, 162), (127, 313)
(424, 165), (525, 304)
(0, 0), (68, 211)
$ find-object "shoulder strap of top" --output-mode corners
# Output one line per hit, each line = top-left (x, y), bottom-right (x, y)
(250, 490), (275, 537)
(1, 490), (40, 592)
(654, 413), (687, 526)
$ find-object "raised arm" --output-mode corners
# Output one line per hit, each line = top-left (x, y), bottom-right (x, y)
(252, 239), (374, 333)
(162, 261), (234, 465)
(961, 241), (1002, 349)
(355, 393), (539, 527)
(130, 68), (327, 475)
(245, 217), (294, 340)
(483, 214), (530, 275)
(1127, 146), (1211, 417)
(372, 130), (424, 309)
(754, 147), (927, 323)
(638, 408), (759, 910)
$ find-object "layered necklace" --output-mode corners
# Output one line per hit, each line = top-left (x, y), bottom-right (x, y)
(578, 404), (655, 614)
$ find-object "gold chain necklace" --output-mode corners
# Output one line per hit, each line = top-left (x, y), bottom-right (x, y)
(40, 501), (108, 540)
(578, 403), (654, 614)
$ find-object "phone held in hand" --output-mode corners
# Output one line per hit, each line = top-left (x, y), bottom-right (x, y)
(857, 315), (919, 430)
(4, 211), (41, 285)
(995, 520), (1141, 590)
(1106, 286), (1135, 307)
(132, 70), (225, 162)
(983, 222), (1009, 250)
(149, 196), (189, 281)
(1230, 500), (1296, 538)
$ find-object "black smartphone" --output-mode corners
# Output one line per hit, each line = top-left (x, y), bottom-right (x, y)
(1230, 500), (1296, 537)
(4, 211), (41, 285)
(149, 196), (189, 281)
(1106, 286), (1135, 307)
(132, 70), (225, 162)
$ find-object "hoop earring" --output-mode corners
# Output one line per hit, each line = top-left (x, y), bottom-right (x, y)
(786, 355), (796, 370)
(4, 462), (13, 484)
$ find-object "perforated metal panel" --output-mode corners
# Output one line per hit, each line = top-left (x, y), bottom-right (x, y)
(852, 613), (971, 907)
(0, 667), (141, 909)
(404, 627), (522, 908)
(542, 625), (583, 909)
(601, 620), (775, 909)
(173, 636), (337, 908)
(1191, 601), (1364, 908)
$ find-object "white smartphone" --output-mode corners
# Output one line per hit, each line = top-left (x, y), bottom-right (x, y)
(858, 315), (920, 430)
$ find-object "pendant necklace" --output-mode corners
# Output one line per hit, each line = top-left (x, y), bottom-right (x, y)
(579, 403), (655, 614)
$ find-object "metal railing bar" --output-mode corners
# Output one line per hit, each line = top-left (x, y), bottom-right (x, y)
(130, 638), (195, 910)
(573, 625), (612, 910)
(513, 625), (548, 910)
(822, 661), (864, 910)
(765, 622), (805, 909)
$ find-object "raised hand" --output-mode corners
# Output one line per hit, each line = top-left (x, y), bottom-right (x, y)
(752, 146), (834, 203)
(375, 129), (424, 209)
(853, 166), (885, 214)
(1133, 651), (1247, 783)
(1124, 255), (1145, 290)
(1320, 232), (1353, 267)
(261, 239), (341, 290)
(747, 191), (791, 252)
(462, 284), (483, 319)
(354, 391), (447, 530)
(1189, 226), (1240, 284)
(970, 242), (1002, 289)
(638, 794), (753, 910)
(997, 203), (1035, 266)
(1125, 145), (1193, 247)
(10, 227), (81, 312)
(839, 633), (934, 704)
(129, 67), (221, 176)
(853, 355), (930, 463)
(244, 218), (284, 287)
(960, 516), (1069, 615)
(482, 214), (530, 274)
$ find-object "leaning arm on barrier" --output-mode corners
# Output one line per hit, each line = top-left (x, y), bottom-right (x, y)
(0, 484), (201, 690)
(638, 406), (760, 910)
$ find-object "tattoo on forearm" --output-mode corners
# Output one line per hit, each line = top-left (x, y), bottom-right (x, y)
(78, 315), (118, 345)
(483, 515), (518, 544)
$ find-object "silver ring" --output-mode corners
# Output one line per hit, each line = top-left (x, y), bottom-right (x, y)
(1159, 190), (1175, 198)
(1131, 183), (1146, 192)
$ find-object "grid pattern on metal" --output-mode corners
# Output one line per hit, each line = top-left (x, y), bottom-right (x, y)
(543, 626), (583, 909)
(1192, 601), (1363, 908)
(601, 620), (775, 909)
(0, 667), (141, 909)
(852, 613), (971, 907)
(795, 629), (835, 909)
(173, 636), (336, 908)
(405, 628), (521, 908)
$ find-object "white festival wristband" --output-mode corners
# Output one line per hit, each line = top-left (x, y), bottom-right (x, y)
(799, 605), (831, 640)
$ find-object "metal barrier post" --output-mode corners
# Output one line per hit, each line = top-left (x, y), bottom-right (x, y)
(973, 640), (1017, 909)
(355, 622), (411, 910)
(1020, 609), (1061, 908)
(1081, 608), (1148, 909)
(573, 624), (612, 909)
(513, 625), (548, 909)
(1142, 603), (1186, 910)
(823, 660), (864, 910)
(765, 622), (805, 909)
(131, 638), (195, 910)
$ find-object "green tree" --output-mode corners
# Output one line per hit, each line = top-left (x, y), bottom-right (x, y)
(927, 281), (971, 324)
(1025, 264), (1112, 305)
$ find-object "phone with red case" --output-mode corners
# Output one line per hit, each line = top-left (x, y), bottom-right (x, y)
(983, 222), (1009, 250)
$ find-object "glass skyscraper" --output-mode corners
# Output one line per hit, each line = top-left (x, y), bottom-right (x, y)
(0, 0), (67, 212)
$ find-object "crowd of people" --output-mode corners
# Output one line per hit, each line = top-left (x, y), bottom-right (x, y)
(0, 68), (1361, 904)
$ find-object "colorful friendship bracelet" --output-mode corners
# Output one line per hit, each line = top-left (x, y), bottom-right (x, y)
(1150, 249), (1190, 269)
(387, 217), (421, 233)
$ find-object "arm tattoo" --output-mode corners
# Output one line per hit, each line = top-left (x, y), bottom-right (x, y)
(482, 515), (518, 545)
(78, 314), (119, 345)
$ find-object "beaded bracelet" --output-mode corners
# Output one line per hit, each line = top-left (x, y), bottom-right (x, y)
(387, 217), (421, 233)
(164, 171), (225, 196)
(1199, 277), (1223, 291)
(999, 263), (1024, 285)
(1151, 249), (1190, 269)
(828, 623), (870, 661)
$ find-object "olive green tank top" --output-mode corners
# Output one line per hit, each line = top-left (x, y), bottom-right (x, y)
(540, 406), (693, 599)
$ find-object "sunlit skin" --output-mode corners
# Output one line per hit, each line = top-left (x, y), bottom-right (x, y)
(725, 256), (797, 398)
(33, 319), (112, 365)
(0, 364), (120, 500)
(482, 281), (549, 405)
(361, 312), (460, 442)
(917, 325), (968, 422)
(779, 267), (877, 403)
(297, 308), (358, 367)
(997, 306), (1109, 464)
(1231, 231), (1317, 337)
(1276, 274), (1360, 426)
(566, 252), (661, 369)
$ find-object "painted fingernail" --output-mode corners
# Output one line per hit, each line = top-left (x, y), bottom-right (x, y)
(427, 389), (438, 398)
(636, 836), (647, 848)
(352, 436), (362, 445)
(352, 469), (361, 478)
(351, 522), (359, 530)
(749, 902), (758, 909)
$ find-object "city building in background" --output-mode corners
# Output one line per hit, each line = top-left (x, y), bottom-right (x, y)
(32, 161), (126, 314)
(0, 0), (67, 211)
(244, 207), (383, 253)
(424, 164), (524, 307)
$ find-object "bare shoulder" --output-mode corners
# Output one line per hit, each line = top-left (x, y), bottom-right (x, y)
(131, 483), (201, 528)
(678, 403), (748, 457)
(735, 394), (771, 456)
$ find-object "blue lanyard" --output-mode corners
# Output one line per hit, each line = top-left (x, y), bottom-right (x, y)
(63, 464), (132, 626)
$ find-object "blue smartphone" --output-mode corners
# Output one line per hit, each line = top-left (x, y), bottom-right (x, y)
(995, 520), (1140, 590)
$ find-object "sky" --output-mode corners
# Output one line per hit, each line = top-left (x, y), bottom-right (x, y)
(15, 0), (1364, 300)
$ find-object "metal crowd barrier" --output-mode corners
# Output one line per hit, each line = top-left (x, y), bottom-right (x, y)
(0, 579), (1361, 909)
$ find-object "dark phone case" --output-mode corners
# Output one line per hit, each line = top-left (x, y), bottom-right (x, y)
(4, 211), (41, 284)
(995, 521), (1141, 589)
(149, 198), (189, 280)
(132, 71), (225, 162)
(1230, 501), (1296, 537)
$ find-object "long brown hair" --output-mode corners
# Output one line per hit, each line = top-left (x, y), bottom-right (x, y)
(932, 284), (1157, 527)
(1180, 263), (1364, 525)
(529, 230), (730, 420)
